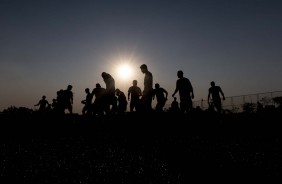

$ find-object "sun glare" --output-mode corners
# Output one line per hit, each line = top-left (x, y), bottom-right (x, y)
(117, 64), (133, 80)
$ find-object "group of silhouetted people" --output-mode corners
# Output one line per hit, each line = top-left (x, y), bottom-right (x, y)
(34, 64), (226, 115)
(34, 85), (74, 115)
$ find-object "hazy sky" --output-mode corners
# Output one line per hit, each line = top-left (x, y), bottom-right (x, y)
(1, 0), (282, 113)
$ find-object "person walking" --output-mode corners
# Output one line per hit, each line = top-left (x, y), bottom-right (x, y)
(172, 70), (194, 114)
(128, 80), (142, 112)
(208, 81), (225, 113)
(140, 64), (153, 112)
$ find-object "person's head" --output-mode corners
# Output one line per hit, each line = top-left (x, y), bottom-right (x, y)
(174, 97), (177, 101)
(115, 88), (121, 95)
(96, 83), (101, 88)
(211, 81), (215, 87)
(155, 83), (160, 89)
(102, 72), (112, 79)
(177, 70), (183, 78)
(101, 72), (107, 79)
(85, 88), (90, 93)
(133, 80), (137, 86)
(42, 95), (46, 99)
(67, 85), (72, 90)
(140, 64), (148, 74)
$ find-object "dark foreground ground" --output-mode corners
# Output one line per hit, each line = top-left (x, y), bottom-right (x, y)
(1, 111), (282, 183)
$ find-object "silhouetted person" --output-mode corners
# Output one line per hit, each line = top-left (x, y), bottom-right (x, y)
(153, 83), (168, 112)
(81, 88), (93, 115)
(51, 98), (59, 114)
(34, 95), (49, 113)
(257, 101), (263, 113)
(63, 85), (73, 114)
(140, 64), (153, 112)
(92, 83), (106, 116)
(46, 103), (52, 113)
(51, 98), (57, 110)
(55, 89), (65, 114)
(208, 101), (215, 112)
(170, 97), (180, 112)
(128, 80), (142, 112)
(115, 88), (128, 114)
(208, 81), (225, 113)
(101, 72), (117, 114)
(172, 70), (194, 114)
(51, 98), (57, 109)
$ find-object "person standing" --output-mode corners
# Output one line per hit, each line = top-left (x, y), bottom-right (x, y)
(92, 83), (106, 115)
(208, 81), (225, 113)
(140, 64), (153, 112)
(34, 95), (49, 113)
(128, 80), (142, 112)
(172, 70), (194, 114)
(63, 85), (73, 114)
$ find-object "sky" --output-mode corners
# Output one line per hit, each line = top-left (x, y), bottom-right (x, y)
(1, 0), (282, 113)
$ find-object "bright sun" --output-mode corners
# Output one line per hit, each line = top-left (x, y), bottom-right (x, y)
(117, 64), (133, 80)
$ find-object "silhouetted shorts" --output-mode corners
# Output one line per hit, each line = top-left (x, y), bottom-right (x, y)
(180, 99), (192, 112)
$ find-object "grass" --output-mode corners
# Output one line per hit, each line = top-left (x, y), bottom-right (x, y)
(1, 110), (282, 183)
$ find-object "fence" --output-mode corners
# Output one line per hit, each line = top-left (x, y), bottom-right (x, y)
(164, 91), (282, 113)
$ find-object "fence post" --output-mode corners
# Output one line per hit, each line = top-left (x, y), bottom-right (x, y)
(201, 99), (203, 109)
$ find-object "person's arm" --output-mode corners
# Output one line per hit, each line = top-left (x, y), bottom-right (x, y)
(172, 88), (178, 97)
(163, 88), (168, 100)
(189, 80), (194, 99)
(191, 89), (194, 99)
(219, 87), (225, 100)
(91, 89), (95, 96)
(71, 93), (73, 104)
(127, 88), (130, 101)
(128, 93), (130, 101)
(138, 87), (142, 97)
(208, 90), (211, 103)
(34, 101), (40, 106)
(172, 82), (178, 97)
